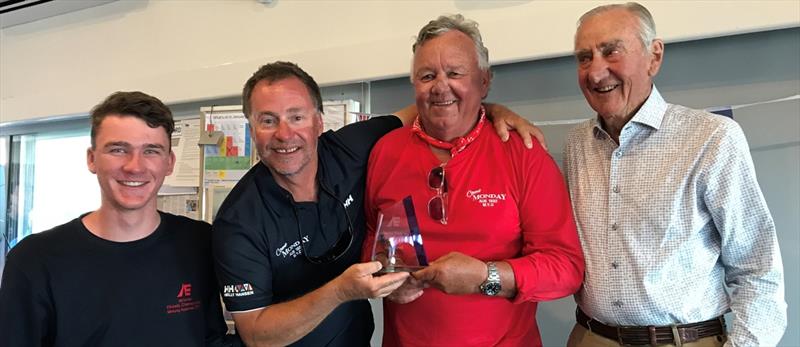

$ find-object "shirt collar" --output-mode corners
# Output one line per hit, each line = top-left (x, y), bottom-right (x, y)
(253, 162), (294, 218)
(592, 85), (667, 138)
(253, 148), (344, 219)
(630, 85), (667, 130)
(412, 105), (487, 158)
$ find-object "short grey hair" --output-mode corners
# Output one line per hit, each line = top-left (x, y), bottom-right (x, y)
(578, 2), (657, 52)
(411, 14), (491, 80)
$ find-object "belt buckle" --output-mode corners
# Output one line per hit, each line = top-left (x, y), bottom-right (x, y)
(674, 326), (699, 345)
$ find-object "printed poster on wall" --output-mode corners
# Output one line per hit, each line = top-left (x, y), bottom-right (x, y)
(203, 110), (252, 185)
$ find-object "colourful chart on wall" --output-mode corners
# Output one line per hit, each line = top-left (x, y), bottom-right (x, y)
(203, 110), (252, 184)
(199, 106), (255, 222)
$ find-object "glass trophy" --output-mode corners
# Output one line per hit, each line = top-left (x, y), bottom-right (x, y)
(371, 196), (429, 273)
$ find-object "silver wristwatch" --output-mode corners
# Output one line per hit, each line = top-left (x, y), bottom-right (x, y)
(479, 261), (501, 296)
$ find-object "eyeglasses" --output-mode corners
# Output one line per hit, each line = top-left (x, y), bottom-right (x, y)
(427, 165), (448, 224)
(298, 184), (354, 264)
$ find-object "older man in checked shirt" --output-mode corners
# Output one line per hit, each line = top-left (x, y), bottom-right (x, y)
(564, 3), (786, 347)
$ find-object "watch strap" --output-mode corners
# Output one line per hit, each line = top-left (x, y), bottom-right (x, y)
(479, 261), (501, 296)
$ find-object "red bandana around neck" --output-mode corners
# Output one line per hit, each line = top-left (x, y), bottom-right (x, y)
(412, 105), (487, 158)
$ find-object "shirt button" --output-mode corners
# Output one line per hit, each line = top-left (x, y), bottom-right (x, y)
(612, 185), (620, 193)
(616, 151), (623, 158)
(611, 223), (618, 231)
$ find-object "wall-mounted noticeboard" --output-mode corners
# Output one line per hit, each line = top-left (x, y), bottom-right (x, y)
(199, 105), (256, 223)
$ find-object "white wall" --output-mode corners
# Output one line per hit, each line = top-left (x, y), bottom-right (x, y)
(2, 0), (798, 123)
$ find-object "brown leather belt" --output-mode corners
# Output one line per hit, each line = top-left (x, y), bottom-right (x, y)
(576, 308), (725, 346)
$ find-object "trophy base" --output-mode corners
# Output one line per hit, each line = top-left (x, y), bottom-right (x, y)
(377, 265), (426, 274)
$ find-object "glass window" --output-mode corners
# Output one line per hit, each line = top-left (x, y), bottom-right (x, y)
(7, 129), (100, 248)
(1, 136), (8, 271)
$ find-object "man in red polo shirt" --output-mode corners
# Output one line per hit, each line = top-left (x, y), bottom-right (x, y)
(363, 14), (584, 347)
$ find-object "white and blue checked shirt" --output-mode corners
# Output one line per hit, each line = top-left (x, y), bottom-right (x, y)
(564, 87), (786, 346)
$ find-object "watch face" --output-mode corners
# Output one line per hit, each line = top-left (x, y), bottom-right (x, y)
(481, 282), (501, 296)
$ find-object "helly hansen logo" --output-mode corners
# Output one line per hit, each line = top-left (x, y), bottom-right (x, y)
(343, 194), (354, 208)
(177, 283), (192, 298)
(223, 283), (255, 298)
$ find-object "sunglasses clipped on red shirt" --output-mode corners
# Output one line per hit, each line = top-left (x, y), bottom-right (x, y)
(427, 164), (448, 225)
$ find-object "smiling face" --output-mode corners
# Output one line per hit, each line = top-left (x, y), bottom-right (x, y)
(412, 30), (490, 141)
(248, 77), (323, 181)
(87, 115), (175, 213)
(574, 8), (663, 127)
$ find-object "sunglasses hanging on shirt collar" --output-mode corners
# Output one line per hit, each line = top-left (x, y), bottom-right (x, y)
(297, 183), (354, 264)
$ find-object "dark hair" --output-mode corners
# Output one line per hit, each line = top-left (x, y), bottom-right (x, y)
(90, 91), (175, 148)
(242, 61), (323, 118)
